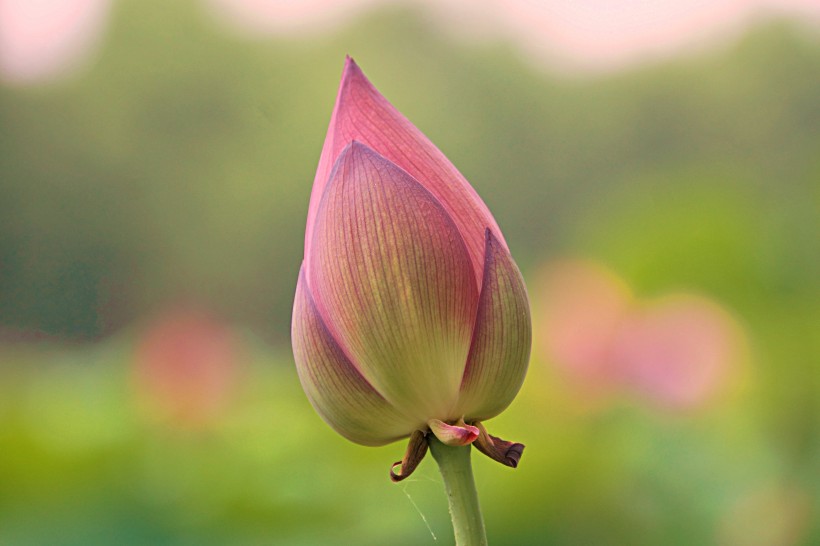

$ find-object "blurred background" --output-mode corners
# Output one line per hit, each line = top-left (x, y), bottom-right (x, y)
(1, 0), (818, 544)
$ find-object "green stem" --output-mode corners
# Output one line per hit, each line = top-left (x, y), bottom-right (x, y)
(428, 436), (488, 546)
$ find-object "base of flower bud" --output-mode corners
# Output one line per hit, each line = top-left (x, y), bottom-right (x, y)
(388, 420), (524, 482)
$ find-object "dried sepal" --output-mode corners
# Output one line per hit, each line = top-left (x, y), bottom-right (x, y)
(472, 421), (525, 468)
(389, 430), (429, 482)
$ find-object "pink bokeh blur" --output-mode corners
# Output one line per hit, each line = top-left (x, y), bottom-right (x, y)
(206, 0), (820, 71)
(431, 0), (820, 71)
(0, 0), (111, 84)
(536, 260), (745, 412)
(536, 261), (631, 401)
(613, 295), (740, 410)
(2, 0), (818, 84)
(132, 307), (244, 428)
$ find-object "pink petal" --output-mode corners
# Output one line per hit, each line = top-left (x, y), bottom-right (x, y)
(292, 265), (415, 446)
(134, 307), (239, 428)
(457, 229), (531, 420)
(308, 142), (478, 423)
(428, 418), (479, 447)
(305, 56), (505, 286)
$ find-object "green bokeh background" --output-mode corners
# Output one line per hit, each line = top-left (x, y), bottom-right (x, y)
(1, 1), (818, 544)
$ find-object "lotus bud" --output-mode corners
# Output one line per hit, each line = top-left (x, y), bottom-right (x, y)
(291, 57), (531, 480)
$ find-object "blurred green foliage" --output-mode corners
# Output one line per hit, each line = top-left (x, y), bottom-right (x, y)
(1, 0), (819, 544)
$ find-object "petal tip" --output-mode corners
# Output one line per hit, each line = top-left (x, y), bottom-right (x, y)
(347, 139), (369, 154)
(343, 54), (358, 71)
(484, 227), (497, 246)
(484, 226), (509, 256)
(325, 140), (379, 186)
(340, 55), (368, 93)
(337, 139), (375, 162)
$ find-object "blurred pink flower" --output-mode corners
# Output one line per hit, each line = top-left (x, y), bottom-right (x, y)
(536, 260), (631, 400)
(0, 0), (112, 84)
(133, 307), (243, 428)
(4, 0), (816, 82)
(203, 0), (819, 73)
(612, 295), (741, 410)
(536, 260), (743, 411)
(433, 0), (820, 73)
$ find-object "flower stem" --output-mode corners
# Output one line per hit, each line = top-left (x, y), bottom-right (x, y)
(428, 435), (488, 546)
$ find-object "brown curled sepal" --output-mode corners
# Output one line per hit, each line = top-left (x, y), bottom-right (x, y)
(390, 430), (429, 482)
(472, 421), (525, 468)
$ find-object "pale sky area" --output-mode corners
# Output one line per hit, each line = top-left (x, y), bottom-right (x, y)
(1, 0), (819, 83)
